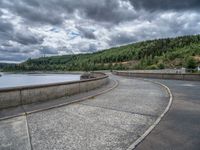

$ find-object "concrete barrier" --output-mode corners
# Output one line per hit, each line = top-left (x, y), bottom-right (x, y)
(113, 71), (200, 81)
(0, 72), (109, 109)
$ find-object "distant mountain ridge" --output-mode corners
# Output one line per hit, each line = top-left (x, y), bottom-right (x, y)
(3, 34), (200, 71)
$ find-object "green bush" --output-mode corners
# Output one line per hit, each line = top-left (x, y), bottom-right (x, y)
(146, 64), (158, 70)
(157, 63), (165, 69)
(185, 57), (197, 69)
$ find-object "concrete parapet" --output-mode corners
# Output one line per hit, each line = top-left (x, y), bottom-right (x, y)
(0, 73), (109, 109)
(113, 71), (200, 81)
(0, 90), (21, 108)
(183, 74), (200, 81)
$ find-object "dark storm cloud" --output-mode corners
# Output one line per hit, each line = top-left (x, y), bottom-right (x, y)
(76, 26), (96, 39)
(0, 0), (137, 25)
(129, 0), (200, 11)
(0, 45), (34, 62)
(0, 19), (14, 45)
(13, 31), (44, 45)
(0, 10), (3, 16)
(0, 13), (43, 47)
(1, 0), (199, 27)
(81, 0), (137, 23)
(0, 21), (13, 33)
(0, 0), (63, 25)
(0, 26), (43, 49)
(1, 42), (12, 47)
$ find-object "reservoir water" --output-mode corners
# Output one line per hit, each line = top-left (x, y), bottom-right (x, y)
(0, 73), (80, 89)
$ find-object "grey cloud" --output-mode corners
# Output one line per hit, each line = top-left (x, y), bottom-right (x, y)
(109, 11), (200, 47)
(76, 26), (96, 39)
(0, 0), (137, 25)
(0, 0), (65, 25)
(129, 0), (200, 11)
(70, 42), (98, 53)
(13, 31), (44, 45)
(0, 32), (11, 44)
(0, 20), (14, 45)
(81, 0), (137, 23)
(0, 17), (43, 46)
(0, 44), (58, 62)
(0, 10), (3, 16)
(0, 53), (27, 62)
(109, 32), (138, 46)
(0, 25), (43, 46)
(8, 1), (63, 25)
(0, 46), (30, 61)
(1, 42), (13, 47)
(0, 46), (20, 53)
(58, 46), (75, 55)
(39, 46), (58, 55)
(0, 21), (13, 33)
(0, 45), (37, 54)
(88, 43), (98, 52)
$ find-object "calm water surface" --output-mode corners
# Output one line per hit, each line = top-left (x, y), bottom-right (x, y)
(0, 73), (80, 89)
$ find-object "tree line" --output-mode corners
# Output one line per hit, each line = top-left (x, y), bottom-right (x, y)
(3, 34), (200, 72)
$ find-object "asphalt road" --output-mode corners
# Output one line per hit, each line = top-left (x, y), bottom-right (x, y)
(0, 75), (169, 150)
(135, 79), (200, 150)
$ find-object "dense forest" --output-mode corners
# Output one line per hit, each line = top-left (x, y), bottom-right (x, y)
(2, 34), (200, 71)
(0, 63), (16, 72)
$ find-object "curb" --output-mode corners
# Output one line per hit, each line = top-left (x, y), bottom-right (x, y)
(126, 78), (173, 150)
(0, 79), (119, 121)
(26, 79), (119, 115)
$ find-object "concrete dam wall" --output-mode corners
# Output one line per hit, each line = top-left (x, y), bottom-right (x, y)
(0, 72), (109, 109)
(113, 71), (200, 81)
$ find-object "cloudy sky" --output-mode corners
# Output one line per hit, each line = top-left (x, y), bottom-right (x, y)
(0, 0), (200, 63)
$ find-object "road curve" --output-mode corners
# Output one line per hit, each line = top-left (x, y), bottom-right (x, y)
(0, 75), (170, 150)
(135, 79), (200, 150)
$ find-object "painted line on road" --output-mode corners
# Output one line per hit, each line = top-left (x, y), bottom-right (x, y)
(126, 78), (173, 150)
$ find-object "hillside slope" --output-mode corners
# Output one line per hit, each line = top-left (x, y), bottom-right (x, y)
(3, 35), (200, 71)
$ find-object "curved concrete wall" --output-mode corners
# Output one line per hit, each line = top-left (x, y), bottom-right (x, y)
(0, 72), (109, 109)
(113, 71), (200, 81)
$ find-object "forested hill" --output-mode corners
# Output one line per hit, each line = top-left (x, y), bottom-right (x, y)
(0, 63), (16, 71)
(3, 34), (200, 71)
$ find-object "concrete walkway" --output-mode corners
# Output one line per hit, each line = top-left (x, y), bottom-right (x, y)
(135, 79), (200, 150)
(0, 75), (169, 150)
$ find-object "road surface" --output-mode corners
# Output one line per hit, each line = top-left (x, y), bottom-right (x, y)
(136, 79), (200, 150)
(0, 75), (170, 150)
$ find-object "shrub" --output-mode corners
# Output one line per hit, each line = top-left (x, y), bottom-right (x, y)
(157, 63), (165, 69)
(185, 57), (197, 69)
(146, 64), (158, 70)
